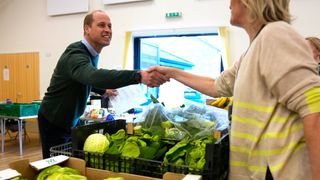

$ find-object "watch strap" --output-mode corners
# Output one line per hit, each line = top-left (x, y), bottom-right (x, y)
(133, 70), (142, 83)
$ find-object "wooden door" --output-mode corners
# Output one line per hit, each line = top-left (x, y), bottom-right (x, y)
(0, 54), (15, 101)
(0, 52), (39, 103)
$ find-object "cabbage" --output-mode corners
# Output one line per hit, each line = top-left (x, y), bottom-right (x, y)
(121, 141), (140, 158)
(47, 173), (87, 180)
(83, 133), (110, 153)
(36, 165), (87, 180)
(36, 165), (62, 180)
(104, 178), (124, 180)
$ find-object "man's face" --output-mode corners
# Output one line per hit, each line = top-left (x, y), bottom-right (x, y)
(84, 12), (112, 52)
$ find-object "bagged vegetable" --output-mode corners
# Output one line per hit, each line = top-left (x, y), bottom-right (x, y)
(136, 102), (186, 140)
(166, 100), (229, 140)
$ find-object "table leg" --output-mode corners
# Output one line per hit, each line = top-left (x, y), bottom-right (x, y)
(18, 119), (23, 157)
(1, 118), (4, 153)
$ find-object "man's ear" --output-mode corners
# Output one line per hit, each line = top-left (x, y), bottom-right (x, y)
(84, 24), (90, 34)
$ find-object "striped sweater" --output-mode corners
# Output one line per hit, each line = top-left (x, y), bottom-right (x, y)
(215, 21), (320, 179)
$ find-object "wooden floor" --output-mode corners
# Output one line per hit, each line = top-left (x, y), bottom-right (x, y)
(0, 131), (42, 170)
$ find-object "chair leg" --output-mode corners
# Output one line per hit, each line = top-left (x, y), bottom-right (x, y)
(11, 123), (30, 143)
(24, 125), (30, 142)
(5, 129), (15, 140)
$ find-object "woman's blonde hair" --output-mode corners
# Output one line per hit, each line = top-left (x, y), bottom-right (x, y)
(306, 37), (320, 52)
(241, 0), (291, 25)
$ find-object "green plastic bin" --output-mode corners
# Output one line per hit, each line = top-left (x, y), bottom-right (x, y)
(0, 103), (39, 117)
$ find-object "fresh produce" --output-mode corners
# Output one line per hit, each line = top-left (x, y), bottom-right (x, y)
(137, 103), (187, 140)
(121, 141), (140, 158)
(104, 177), (124, 180)
(105, 129), (167, 160)
(106, 129), (126, 155)
(133, 125), (142, 135)
(83, 133), (110, 169)
(173, 117), (215, 138)
(46, 173), (87, 180)
(164, 127), (186, 140)
(83, 133), (110, 153)
(164, 139), (192, 165)
(164, 136), (215, 169)
(36, 165), (62, 180)
(52, 167), (80, 175)
(209, 97), (232, 109)
(10, 178), (19, 180)
(138, 98), (221, 141)
(142, 103), (168, 137)
(35, 165), (87, 180)
(82, 102), (224, 172)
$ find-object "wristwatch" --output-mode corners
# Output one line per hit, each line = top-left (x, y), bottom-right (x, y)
(133, 70), (142, 83)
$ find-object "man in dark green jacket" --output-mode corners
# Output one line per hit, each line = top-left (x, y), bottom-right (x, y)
(38, 10), (168, 158)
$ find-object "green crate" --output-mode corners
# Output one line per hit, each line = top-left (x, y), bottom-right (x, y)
(32, 100), (42, 105)
(32, 101), (41, 111)
(0, 103), (39, 117)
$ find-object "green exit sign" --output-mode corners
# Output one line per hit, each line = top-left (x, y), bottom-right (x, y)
(165, 12), (182, 18)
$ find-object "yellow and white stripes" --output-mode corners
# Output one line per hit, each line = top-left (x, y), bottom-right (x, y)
(230, 100), (306, 174)
(304, 87), (320, 113)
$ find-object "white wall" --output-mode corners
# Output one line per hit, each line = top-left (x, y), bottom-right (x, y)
(0, 0), (319, 98)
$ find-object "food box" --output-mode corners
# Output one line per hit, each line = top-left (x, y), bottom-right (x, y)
(162, 172), (203, 180)
(86, 167), (161, 180)
(0, 103), (39, 117)
(8, 156), (86, 180)
(6, 156), (161, 180)
(50, 120), (229, 180)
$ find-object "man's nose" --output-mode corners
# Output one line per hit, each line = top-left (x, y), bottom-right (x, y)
(104, 27), (111, 32)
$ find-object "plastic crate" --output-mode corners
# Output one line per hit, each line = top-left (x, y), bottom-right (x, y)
(0, 103), (39, 117)
(32, 100), (41, 111)
(50, 120), (229, 180)
(50, 142), (73, 157)
(71, 119), (127, 150)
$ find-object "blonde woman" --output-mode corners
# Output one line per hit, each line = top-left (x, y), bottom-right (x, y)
(152, 0), (320, 179)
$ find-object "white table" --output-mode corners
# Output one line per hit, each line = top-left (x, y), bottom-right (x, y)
(0, 115), (37, 157)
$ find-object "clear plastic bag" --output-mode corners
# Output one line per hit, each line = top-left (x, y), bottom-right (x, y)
(136, 103), (186, 140)
(140, 103), (170, 128)
(136, 100), (229, 140)
(166, 100), (229, 139)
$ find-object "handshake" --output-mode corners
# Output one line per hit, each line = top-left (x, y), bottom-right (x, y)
(139, 66), (174, 88)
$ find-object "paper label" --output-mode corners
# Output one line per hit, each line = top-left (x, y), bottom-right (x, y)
(109, 84), (148, 115)
(0, 169), (21, 180)
(3, 68), (9, 81)
(29, 155), (69, 170)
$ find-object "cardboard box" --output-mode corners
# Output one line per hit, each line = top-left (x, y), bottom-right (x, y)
(163, 173), (203, 180)
(8, 157), (161, 180)
(8, 157), (86, 180)
(86, 167), (161, 180)
(163, 172), (186, 180)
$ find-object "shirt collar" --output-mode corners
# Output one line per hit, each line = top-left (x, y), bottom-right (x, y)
(81, 38), (99, 57)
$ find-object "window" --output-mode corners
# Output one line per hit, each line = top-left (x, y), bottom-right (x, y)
(133, 29), (227, 107)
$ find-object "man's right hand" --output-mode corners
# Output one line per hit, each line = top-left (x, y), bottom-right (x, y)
(140, 68), (170, 87)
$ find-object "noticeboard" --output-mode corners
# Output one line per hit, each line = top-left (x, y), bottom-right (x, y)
(47, 0), (89, 16)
